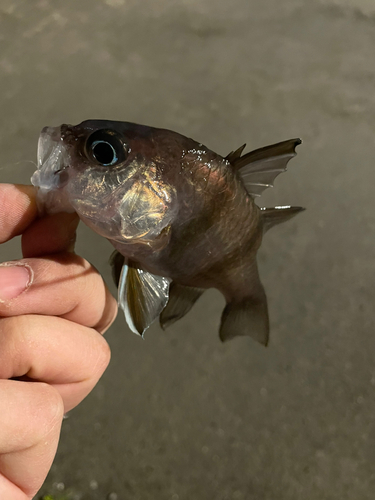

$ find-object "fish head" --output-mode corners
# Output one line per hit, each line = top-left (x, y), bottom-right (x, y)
(31, 120), (179, 244)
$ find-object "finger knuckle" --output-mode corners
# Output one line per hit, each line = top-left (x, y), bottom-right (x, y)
(33, 382), (65, 433)
(95, 336), (111, 375)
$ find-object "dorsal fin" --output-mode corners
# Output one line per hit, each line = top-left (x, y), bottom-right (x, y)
(225, 144), (246, 164)
(260, 206), (305, 233)
(227, 138), (301, 198)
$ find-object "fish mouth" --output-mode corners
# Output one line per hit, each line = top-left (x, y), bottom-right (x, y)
(37, 126), (61, 167)
(31, 126), (70, 191)
(31, 126), (74, 215)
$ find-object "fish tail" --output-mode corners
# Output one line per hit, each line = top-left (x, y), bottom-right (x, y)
(219, 261), (269, 345)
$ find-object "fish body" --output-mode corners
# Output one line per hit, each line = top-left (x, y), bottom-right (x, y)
(31, 120), (304, 344)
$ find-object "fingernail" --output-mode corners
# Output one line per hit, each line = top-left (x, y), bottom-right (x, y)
(0, 263), (33, 302)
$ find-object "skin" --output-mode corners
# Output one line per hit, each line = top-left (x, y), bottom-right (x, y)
(0, 183), (117, 500)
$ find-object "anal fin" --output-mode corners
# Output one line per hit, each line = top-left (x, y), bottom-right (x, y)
(219, 261), (269, 345)
(160, 282), (204, 329)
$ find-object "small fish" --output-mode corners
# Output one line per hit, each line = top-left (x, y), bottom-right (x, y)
(31, 120), (304, 345)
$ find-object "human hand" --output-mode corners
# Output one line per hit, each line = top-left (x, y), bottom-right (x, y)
(0, 184), (117, 499)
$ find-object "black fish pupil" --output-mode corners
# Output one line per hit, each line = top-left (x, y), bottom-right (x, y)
(92, 140), (117, 165)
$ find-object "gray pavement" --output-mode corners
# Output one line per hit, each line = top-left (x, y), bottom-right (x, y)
(0, 0), (374, 499)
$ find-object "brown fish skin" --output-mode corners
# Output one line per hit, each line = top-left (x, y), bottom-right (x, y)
(32, 120), (303, 344)
(58, 120), (260, 277)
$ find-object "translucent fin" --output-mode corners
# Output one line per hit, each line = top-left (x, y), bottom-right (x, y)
(228, 138), (301, 198)
(261, 206), (305, 233)
(118, 264), (171, 337)
(160, 282), (204, 329)
(219, 261), (269, 345)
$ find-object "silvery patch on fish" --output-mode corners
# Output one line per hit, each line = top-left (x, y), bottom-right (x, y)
(31, 120), (304, 345)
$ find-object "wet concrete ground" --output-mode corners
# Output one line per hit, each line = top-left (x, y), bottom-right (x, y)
(0, 0), (375, 499)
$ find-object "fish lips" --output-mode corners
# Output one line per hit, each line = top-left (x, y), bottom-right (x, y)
(31, 126), (74, 214)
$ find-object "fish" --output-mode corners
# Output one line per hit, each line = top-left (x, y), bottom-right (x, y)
(31, 120), (304, 345)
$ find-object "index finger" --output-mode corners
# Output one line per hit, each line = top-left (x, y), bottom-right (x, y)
(0, 184), (37, 243)
(0, 184), (80, 257)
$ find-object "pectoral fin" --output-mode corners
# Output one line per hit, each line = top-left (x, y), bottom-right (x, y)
(160, 282), (204, 329)
(118, 264), (171, 337)
(109, 250), (125, 288)
(219, 261), (269, 345)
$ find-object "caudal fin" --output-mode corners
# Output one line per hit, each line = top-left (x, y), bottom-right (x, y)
(219, 261), (269, 345)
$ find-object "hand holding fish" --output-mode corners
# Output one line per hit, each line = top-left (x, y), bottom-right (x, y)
(0, 184), (116, 499)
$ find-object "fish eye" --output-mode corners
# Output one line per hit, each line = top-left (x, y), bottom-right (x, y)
(85, 130), (127, 166)
(92, 140), (118, 166)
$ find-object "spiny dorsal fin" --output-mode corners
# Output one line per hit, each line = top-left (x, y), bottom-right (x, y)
(118, 264), (171, 337)
(227, 138), (302, 198)
(225, 144), (246, 164)
(261, 206), (305, 233)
